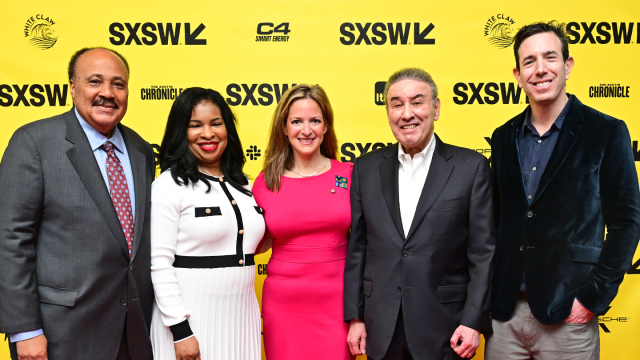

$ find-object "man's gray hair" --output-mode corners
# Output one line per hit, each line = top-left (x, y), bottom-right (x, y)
(383, 68), (438, 109)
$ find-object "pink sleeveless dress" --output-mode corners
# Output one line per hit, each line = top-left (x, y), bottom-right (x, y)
(252, 159), (354, 360)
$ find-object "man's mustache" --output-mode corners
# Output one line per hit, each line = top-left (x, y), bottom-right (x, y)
(92, 97), (119, 109)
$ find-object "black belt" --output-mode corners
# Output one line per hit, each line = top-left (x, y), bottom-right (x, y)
(173, 254), (255, 268)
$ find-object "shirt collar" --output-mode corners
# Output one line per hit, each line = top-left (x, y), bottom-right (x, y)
(398, 133), (436, 163)
(75, 108), (125, 154)
(523, 95), (573, 134)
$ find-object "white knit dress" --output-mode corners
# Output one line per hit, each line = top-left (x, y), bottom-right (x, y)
(149, 171), (265, 360)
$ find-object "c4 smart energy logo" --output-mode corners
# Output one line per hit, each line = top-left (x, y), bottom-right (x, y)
(25, 14), (57, 50)
(484, 14), (515, 48)
(256, 23), (291, 42)
(340, 22), (435, 45)
(566, 22), (638, 44)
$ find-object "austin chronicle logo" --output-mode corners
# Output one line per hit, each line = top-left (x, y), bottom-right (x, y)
(25, 15), (57, 50)
(484, 14), (515, 49)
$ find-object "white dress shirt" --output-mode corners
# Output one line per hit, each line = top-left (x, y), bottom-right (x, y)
(398, 135), (436, 237)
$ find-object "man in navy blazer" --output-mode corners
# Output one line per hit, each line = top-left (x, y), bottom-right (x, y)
(486, 21), (640, 359)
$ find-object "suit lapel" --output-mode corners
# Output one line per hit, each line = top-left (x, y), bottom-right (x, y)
(532, 96), (583, 205)
(379, 143), (405, 239)
(65, 110), (130, 258)
(406, 136), (453, 240)
(120, 126), (147, 262)
(505, 110), (527, 200)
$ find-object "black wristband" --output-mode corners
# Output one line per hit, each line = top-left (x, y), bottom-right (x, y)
(169, 319), (193, 342)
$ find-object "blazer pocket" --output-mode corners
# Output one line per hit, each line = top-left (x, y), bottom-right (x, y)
(363, 280), (372, 297)
(569, 165), (599, 176)
(438, 284), (467, 303)
(38, 285), (79, 307)
(254, 206), (264, 215)
(195, 206), (222, 217)
(570, 244), (602, 264)
(431, 198), (462, 210)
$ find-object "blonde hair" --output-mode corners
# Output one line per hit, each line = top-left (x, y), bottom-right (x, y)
(262, 84), (338, 192)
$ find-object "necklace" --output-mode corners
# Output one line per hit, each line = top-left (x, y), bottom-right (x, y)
(198, 168), (223, 178)
(290, 158), (328, 178)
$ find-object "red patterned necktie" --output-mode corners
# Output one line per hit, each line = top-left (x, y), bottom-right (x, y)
(102, 141), (134, 257)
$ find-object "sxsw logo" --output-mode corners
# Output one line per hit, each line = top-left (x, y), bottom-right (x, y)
(632, 141), (640, 162)
(453, 82), (529, 105)
(566, 22), (639, 44)
(375, 81), (386, 105)
(0, 84), (68, 107)
(340, 22), (435, 45)
(341, 142), (394, 163)
(226, 83), (298, 106)
(109, 23), (206, 45)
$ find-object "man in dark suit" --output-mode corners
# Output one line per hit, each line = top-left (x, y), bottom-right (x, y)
(344, 68), (495, 360)
(486, 22), (640, 359)
(0, 47), (155, 360)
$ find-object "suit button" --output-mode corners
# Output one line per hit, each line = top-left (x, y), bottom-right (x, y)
(129, 266), (133, 271)
(527, 211), (533, 218)
(520, 245), (523, 251)
(397, 286), (402, 292)
(403, 250), (409, 257)
(120, 299), (127, 306)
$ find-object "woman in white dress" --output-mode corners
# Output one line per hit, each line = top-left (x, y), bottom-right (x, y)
(150, 87), (265, 360)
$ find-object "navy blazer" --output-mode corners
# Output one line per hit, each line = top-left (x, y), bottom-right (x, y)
(490, 95), (640, 325)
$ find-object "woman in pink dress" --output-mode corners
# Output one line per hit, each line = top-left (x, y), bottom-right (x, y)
(252, 84), (354, 360)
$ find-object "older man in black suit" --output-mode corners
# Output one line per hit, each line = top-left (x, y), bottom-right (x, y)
(344, 68), (496, 360)
(486, 21), (640, 359)
(0, 47), (155, 360)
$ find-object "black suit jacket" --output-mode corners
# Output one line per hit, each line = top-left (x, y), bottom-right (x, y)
(490, 95), (640, 324)
(0, 109), (155, 359)
(344, 136), (495, 360)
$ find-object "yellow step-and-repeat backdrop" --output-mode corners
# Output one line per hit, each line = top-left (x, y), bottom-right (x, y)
(1, 0), (639, 358)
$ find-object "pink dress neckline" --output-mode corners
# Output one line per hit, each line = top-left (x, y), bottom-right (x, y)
(281, 158), (337, 179)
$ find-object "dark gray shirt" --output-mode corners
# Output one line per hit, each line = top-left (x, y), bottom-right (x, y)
(518, 97), (572, 203)
(517, 96), (572, 292)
